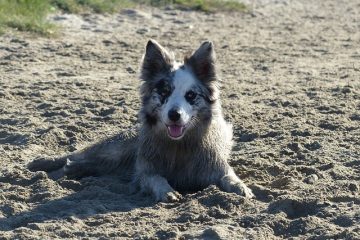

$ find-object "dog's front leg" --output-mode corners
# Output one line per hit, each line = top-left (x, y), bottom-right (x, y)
(219, 168), (254, 198)
(138, 174), (181, 202)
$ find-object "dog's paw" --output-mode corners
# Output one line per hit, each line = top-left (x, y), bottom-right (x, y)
(158, 191), (182, 202)
(63, 159), (97, 179)
(163, 191), (182, 202)
(220, 172), (255, 199)
(231, 182), (254, 198)
(28, 156), (67, 172)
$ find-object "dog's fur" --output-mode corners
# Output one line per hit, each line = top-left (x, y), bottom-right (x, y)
(29, 40), (254, 202)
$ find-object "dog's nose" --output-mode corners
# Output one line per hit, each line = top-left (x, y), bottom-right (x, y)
(168, 108), (181, 122)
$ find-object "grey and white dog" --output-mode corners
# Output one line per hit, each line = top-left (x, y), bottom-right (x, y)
(29, 40), (254, 202)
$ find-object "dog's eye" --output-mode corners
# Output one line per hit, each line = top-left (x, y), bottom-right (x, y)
(155, 80), (171, 97)
(185, 91), (197, 103)
(158, 85), (170, 97)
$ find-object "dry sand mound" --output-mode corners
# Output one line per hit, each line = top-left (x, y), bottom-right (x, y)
(1, 0), (359, 239)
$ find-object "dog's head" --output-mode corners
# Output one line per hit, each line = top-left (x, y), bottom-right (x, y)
(140, 40), (220, 140)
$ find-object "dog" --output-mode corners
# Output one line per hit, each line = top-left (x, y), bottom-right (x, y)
(29, 40), (254, 202)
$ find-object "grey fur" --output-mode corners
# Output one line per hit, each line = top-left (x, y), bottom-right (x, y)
(29, 40), (254, 202)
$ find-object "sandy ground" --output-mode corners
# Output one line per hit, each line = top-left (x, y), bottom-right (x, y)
(0, 0), (359, 239)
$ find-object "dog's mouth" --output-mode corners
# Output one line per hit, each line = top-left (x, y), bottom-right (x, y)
(166, 124), (186, 140)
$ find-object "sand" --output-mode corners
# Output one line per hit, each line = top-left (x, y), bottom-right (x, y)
(0, 0), (359, 239)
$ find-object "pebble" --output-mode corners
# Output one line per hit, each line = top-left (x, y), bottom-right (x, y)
(304, 174), (318, 184)
(136, 28), (150, 35)
(304, 141), (322, 151)
(348, 183), (358, 192)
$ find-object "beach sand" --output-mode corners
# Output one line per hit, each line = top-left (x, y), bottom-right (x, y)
(0, 0), (359, 238)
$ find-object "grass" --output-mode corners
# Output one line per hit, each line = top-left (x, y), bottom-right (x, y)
(0, 0), (56, 36)
(0, 0), (246, 36)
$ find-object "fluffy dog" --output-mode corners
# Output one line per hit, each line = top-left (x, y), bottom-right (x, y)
(29, 40), (254, 202)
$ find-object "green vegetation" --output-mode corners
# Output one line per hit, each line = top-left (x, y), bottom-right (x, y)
(0, 0), (245, 35)
(0, 0), (55, 36)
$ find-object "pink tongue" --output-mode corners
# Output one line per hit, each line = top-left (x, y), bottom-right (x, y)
(167, 125), (183, 138)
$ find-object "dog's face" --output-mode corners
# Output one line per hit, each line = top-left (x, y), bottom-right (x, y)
(140, 40), (219, 140)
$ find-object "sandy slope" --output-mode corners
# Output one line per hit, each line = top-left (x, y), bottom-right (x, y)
(0, 0), (359, 239)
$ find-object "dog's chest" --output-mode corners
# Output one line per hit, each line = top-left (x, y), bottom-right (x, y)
(154, 143), (199, 172)
(151, 142), (223, 190)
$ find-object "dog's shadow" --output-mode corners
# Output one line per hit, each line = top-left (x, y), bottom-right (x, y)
(0, 131), (152, 232)
(0, 172), (154, 231)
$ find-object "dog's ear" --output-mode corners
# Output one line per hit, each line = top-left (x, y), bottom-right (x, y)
(141, 39), (173, 81)
(184, 41), (217, 83)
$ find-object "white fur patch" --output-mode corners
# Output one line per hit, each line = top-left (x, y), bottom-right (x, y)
(161, 65), (198, 125)
(173, 65), (198, 94)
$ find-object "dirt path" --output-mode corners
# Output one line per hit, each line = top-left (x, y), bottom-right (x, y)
(0, 0), (359, 239)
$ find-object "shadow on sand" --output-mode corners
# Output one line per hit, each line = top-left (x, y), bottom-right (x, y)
(0, 174), (154, 231)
